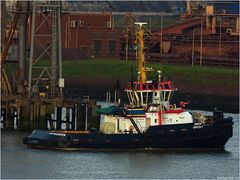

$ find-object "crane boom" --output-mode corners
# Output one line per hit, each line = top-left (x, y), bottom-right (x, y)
(1, 1), (20, 95)
(0, 13), (19, 67)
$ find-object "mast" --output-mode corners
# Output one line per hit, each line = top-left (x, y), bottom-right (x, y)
(135, 23), (147, 83)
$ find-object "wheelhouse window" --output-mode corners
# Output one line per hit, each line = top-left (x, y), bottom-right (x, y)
(147, 92), (153, 103)
(127, 91), (133, 105)
(148, 84), (154, 90)
(164, 83), (170, 89)
(142, 84), (147, 90)
(137, 84), (141, 90)
(163, 91), (172, 101)
(143, 92), (147, 104)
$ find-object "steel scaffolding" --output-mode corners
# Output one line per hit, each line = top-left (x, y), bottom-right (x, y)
(28, 1), (62, 100)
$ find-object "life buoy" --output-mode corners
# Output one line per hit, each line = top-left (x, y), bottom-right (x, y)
(169, 105), (174, 110)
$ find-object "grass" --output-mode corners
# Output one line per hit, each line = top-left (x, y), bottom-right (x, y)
(61, 58), (238, 86)
(34, 58), (238, 87)
(62, 59), (136, 79)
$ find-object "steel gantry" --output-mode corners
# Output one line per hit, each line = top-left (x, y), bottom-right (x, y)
(28, 1), (63, 100)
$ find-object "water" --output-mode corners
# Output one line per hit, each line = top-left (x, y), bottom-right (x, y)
(1, 112), (239, 179)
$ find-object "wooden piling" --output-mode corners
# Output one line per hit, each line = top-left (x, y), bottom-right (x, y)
(33, 103), (38, 129)
(66, 107), (70, 130)
(5, 103), (14, 129)
(56, 107), (62, 130)
(76, 103), (84, 130)
(76, 103), (81, 130)
(29, 102), (40, 130)
(29, 103), (34, 130)
(36, 104), (47, 130)
(71, 106), (76, 130)
(46, 103), (55, 130)
(23, 103), (31, 130)
(1, 108), (6, 128)
(46, 113), (54, 130)
(37, 106), (40, 129)
(17, 107), (21, 129)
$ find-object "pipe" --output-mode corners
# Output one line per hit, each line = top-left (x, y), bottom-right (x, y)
(28, 2), (36, 99)
(160, 15), (163, 54)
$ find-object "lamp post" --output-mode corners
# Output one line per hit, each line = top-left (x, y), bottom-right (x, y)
(192, 29), (198, 66)
(125, 27), (129, 61)
(148, 8), (151, 30)
(200, 17), (203, 66)
(160, 15), (163, 54)
(219, 16), (222, 56)
(150, 12), (152, 30)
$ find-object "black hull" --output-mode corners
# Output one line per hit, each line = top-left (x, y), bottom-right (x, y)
(23, 117), (233, 150)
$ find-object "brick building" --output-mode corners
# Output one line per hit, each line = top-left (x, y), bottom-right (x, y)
(34, 12), (122, 60)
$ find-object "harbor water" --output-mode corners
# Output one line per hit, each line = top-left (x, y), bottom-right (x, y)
(1, 112), (239, 179)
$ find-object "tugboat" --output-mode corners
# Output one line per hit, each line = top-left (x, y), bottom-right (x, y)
(23, 23), (233, 150)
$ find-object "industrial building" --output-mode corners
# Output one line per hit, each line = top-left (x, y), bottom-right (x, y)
(142, 1), (239, 67)
(3, 1), (239, 66)
(33, 13), (122, 60)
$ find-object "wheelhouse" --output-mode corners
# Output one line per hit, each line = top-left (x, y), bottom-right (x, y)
(125, 80), (175, 108)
